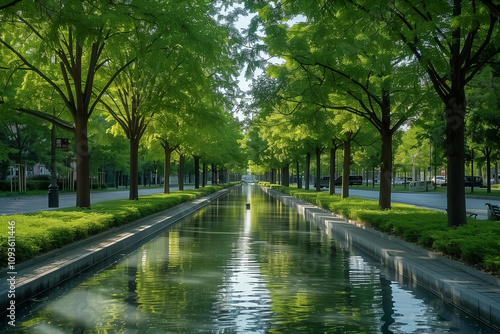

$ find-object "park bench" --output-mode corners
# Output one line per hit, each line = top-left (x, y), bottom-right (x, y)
(467, 212), (478, 219)
(485, 203), (500, 221)
(445, 209), (478, 219)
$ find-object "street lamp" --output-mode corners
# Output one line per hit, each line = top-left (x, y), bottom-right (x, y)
(48, 121), (59, 208)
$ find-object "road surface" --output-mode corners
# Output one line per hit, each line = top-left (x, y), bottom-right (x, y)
(0, 186), (192, 215)
(345, 187), (499, 220)
(1, 185), (499, 220)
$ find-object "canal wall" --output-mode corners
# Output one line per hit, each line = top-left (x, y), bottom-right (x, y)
(0, 186), (238, 314)
(262, 186), (500, 332)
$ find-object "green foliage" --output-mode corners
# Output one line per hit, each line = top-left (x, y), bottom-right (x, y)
(269, 185), (500, 275)
(0, 184), (236, 267)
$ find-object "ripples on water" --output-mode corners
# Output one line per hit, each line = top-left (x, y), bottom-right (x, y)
(8, 184), (498, 333)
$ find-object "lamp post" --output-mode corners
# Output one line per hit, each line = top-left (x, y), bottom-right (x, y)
(48, 121), (59, 208)
(471, 132), (474, 193)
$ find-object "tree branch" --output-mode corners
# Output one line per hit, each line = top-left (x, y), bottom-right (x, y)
(0, 38), (72, 108)
(15, 108), (74, 132)
(88, 57), (136, 118)
(0, 0), (21, 10)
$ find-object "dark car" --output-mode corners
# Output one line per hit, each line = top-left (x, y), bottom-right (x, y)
(464, 175), (483, 187)
(314, 176), (330, 188)
(334, 175), (363, 186)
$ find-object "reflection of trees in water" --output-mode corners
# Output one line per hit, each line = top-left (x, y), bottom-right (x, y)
(255, 198), (382, 333)
(15, 185), (479, 333)
(380, 276), (395, 334)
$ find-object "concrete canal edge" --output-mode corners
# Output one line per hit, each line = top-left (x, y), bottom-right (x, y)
(262, 186), (500, 331)
(0, 186), (238, 313)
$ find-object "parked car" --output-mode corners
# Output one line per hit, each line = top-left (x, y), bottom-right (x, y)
(334, 175), (363, 186)
(393, 177), (412, 185)
(314, 176), (330, 188)
(431, 176), (447, 186)
(464, 175), (483, 187)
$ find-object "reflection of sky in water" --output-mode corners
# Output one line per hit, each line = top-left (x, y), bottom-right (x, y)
(212, 198), (273, 333)
(9, 185), (499, 333)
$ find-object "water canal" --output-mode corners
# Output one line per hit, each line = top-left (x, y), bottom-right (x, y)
(5, 184), (498, 333)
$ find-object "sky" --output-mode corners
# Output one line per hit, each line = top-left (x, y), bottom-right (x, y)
(230, 6), (304, 122)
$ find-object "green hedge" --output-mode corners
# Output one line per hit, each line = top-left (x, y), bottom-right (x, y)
(264, 184), (500, 275)
(0, 183), (239, 267)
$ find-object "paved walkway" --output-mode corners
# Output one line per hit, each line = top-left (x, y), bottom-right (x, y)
(349, 188), (500, 220)
(0, 186), (193, 215)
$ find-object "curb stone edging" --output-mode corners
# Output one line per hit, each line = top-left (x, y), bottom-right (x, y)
(0, 186), (237, 314)
(262, 186), (500, 332)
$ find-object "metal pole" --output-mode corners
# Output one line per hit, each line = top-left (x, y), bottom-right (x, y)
(48, 121), (59, 208)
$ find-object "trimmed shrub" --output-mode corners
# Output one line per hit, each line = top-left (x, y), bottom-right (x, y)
(271, 185), (500, 275)
(0, 183), (238, 267)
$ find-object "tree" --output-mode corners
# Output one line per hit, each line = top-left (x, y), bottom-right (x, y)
(352, 142), (381, 188)
(248, 73), (334, 189)
(0, 1), (139, 207)
(0, 111), (50, 168)
(388, 0), (500, 226)
(246, 3), (422, 209)
(467, 65), (500, 192)
(394, 126), (431, 182)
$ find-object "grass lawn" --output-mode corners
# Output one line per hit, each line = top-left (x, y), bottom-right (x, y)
(260, 182), (500, 276)
(1, 183), (238, 267)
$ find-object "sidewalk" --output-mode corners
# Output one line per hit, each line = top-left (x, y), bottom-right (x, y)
(262, 186), (500, 332)
(0, 186), (193, 215)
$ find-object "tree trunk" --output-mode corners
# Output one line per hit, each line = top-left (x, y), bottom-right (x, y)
(445, 94), (467, 227)
(330, 147), (336, 195)
(129, 138), (139, 200)
(282, 164), (290, 187)
(296, 160), (302, 189)
(379, 126), (392, 210)
(163, 146), (171, 194)
(194, 156), (200, 189)
(74, 116), (90, 208)
(316, 147), (321, 192)
(179, 154), (185, 191)
(202, 163), (207, 187)
(471, 147), (475, 193)
(341, 136), (351, 199)
(372, 166), (376, 188)
(486, 149), (491, 193)
(305, 152), (311, 190)
(495, 162), (499, 185)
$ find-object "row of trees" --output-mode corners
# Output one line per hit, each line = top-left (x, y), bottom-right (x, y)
(242, 0), (500, 227)
(0, 0), (247, 206)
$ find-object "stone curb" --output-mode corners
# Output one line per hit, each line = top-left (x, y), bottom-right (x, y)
(0, 186), (236, 313)
(262, 186), (500, 331)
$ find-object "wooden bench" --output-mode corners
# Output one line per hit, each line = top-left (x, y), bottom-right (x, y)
(445, 209), (478, 219)
(467, 212), (478, 219)
(485, 203), (500, 221)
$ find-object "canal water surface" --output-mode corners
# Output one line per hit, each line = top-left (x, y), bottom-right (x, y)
(7, 184), (499, 333)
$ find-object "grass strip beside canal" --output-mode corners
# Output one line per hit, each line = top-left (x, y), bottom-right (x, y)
(260, 182), (500, 277)
(0, 183), (239, 268)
